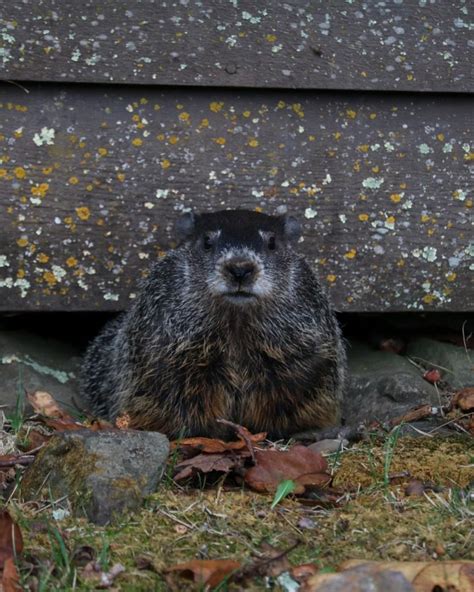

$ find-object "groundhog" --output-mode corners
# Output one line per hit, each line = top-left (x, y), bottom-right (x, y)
(81, 209), (346, 439)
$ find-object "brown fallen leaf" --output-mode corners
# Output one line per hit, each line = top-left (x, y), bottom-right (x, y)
(165, 559), (240, 588)
(244, 446), (330, 494)
(2, 556), (21, 592)
(453, 387), (474, 411)
(404, 479), (426, 497)
(0, 510), (23, 569)
(173, 430), (266, 455)
(27, 391), (75, 421)
(337, 560), (474, 591)
(174, 452), (245, 481)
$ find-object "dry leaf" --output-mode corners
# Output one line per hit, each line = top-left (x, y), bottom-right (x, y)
(174, 453), (244, 481)
(453, 387), (474, 411)
(0, 510), (23, 569)
(27, 391), (74, 420)
(244, 446), (330, 494)
(165, 559), (240, 588)
(1, 557), (21, 592)
(174, 431), (266, 454)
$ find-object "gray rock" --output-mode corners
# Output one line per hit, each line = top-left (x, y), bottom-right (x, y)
(21, 429), (169, 525)
(344, 341), (439, 425)
(0, 329), (82, 415)
(308, 439), (348, 454)
(310, 564), (414, 592)
(406, 338), (474, 388)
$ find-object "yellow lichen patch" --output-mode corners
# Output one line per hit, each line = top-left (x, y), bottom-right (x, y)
(43, 271), (57, 287)
(132, 138), (143, 147)
(13, 129), (23, 138)
(154, 103), (161, 111)
(436, 133), (445, 141)
(242, 110), (251, 118)
(292, 103), (304, 118)
(16, 269), (25, 279)
(465, 199), (473, 208)
(132, 114), (140, 122)
(69, 176), (79, 185)
(199, 118), (209, 129)
(346, 109), (357, 119)
(210, 101), (224, 113)
(421, 214), (430, 223)
(66, 257), (78, 268)
(213, 137), (226, 145)
(179, 112), (190, 122)
(0, 168), (8, 177)
(266, 34), (277, 42)
(358, 213), (369, 222)
(399, 182), (407, 189)
(326, 274), (337, 283)
(168, 135), (179, 145)
(357, 144), (369, 153)
(161, 159), (171, 169)
(397, 259), (405, 267)
(248, 138), (259, 148)
(344, 249), (357, 260)
(463, 152), (474, 161)
(117, 173), (125, 182)
(86, 184), (93, 192)
(353, 161), (361, 172)
(14, 167), (26, 179)
(277, 100), (286, 109)
(75, 206), (91, 221)
(385, 215), (396, 227)
(390, 193), (402, 203)
(42, 166), (53, 175)
(333, 131), (342, 140)
(31, 183), (50, 198)
(407, 73), (414, 81)
(37, 253), (49, 263)
(423, 294), (436, 304)
(98, 147), (108, 157)
(371, 166), (380, 173)
(369, 113), (377, 120)
(156, 133), (165, 141)
(308, 135), (316, 141)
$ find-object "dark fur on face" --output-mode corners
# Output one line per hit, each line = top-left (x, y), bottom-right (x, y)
(81, 209), (346, 439)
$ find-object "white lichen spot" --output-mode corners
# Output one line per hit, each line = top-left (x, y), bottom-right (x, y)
(85, 53), (100, 66)
(402, 199), (413, 210)
(103, 292), (119, 301)
(304, 207), (317, 219)
(155, 189), (170, 199)
(241, 11), (262, 24)
(462, 143), (471, 153)
(144, 202), (155, 209)
(384, 218), (395, 230)
(33, 127), (55, 146)
(362, 177), (384, 189)
(251, 190), (264, 198)
(323, 173), (332, 185)
(339, 214), (347, 223)
(418, 143), (432, 155)
(442, 142), (453, 153)
(225, 35), (238, 47)
(71, 48), (81, 62)
(412, 248), (422, 259)
(0, 255), (9, 268)
(422, 281), (431, 293)
(422, 246), (437, 262)
(51, 265), (66, 281)
(384, 141), (395, 152)
(272, 44), (283, 53)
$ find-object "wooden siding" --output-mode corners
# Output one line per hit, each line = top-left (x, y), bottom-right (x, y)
(0, 0), (472, 92)
(0, 84), (472, 312)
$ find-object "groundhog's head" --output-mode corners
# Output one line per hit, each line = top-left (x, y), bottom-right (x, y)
(175, 209), (301, 306)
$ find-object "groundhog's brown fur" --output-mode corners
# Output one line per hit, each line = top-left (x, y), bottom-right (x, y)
(81, 210), (346, 439)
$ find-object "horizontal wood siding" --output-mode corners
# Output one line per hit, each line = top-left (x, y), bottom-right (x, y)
(0, 0), (472, 92)
(0, 84), (472, 312)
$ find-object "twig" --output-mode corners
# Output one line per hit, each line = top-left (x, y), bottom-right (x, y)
(0, 454), (35, 468)
(216, 418), (256, 463)
(4, 79), (30, 93)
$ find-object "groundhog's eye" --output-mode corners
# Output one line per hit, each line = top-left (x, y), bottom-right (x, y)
(203, 235), (213, 251)
(267, 235), (276, 250)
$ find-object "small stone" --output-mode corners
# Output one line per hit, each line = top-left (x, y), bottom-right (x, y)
(344, 341), (439, 425)
(308, 439), (347, 454)
(21, 429), (169, 525)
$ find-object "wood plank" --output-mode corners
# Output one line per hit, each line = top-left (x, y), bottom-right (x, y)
(0, 83), (472, 312)
(0, 0), (472, 92)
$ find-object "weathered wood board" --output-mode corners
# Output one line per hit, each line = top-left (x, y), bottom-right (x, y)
(0, 0), (472, 92)
(0, 84), (472, 312)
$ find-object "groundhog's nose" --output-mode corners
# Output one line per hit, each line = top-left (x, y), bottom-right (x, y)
(225, 260), (257, 283)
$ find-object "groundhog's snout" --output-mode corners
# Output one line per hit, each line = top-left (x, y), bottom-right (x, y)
(224, 259), (257, 286)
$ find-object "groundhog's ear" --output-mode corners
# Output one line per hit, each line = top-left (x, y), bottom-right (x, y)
(175, 212), (196, 241)
(283, 216), (301, 242)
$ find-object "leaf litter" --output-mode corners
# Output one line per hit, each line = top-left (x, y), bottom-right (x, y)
(0, 390), (472, 590)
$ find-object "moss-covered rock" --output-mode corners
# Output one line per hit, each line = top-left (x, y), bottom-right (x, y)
(21, 429), (169, 525)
